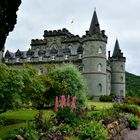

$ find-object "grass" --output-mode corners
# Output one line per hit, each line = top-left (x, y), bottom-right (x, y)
(0, 122), (27, 139)
(86, 101), (113, 110)
(0, 109), (54, 121)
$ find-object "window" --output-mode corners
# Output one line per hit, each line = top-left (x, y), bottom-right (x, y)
(39, 56), (43, 61)
(98, 64), (102, 72)
(98, 83), (102, 93)
(27, 57), (31, 62)
(65, 55), (68, 60)
(16, 58), (19, 62)
(51, 55), (55, 60)
(121, 76), (123, 81)
(121, 65), (123, 70)
(98, 47), (102, 54)
(78, 54), (82, 59)
(5, 59), (8, 63)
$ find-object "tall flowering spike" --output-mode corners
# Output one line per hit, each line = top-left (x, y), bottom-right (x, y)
(55, 96), (58, 112)
(61, 95), (66, 108)
(71, 96), (77, 112)
(67, 95), (70, 106)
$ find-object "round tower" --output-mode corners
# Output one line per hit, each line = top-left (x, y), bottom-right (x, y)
(109, 39), (126, 97)
(82, 10), (108, 98)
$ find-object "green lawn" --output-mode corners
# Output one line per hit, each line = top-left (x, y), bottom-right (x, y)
(86, 101), (113, 110)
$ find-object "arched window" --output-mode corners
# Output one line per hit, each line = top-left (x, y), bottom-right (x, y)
(121, 76), (123, 81)
(98, 47), (102, 54)
(98, 64), (102, 72)
(121, 65), (123, 70)
(98, 83), (102, 93)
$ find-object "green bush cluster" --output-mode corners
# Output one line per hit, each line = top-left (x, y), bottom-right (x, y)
(128, 115), (139, 129)
(56, 106), (78, 124)
(78, 121), (109, 140)
(113, 103), (140, 116)
(99, 93), (116, 102)
(124, 96), (140, 106)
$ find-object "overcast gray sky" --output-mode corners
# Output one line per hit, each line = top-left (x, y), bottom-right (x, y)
(5, 0), (140, 75)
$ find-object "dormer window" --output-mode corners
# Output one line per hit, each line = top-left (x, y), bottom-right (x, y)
(65, 55), (68, 60)
(51, 55), (55, 60)
(5, 59), (8, 63)
(98, 64), (102, 72)
(39, 56), (43, 61)
(16, 58), (20, 63)
(27, 57), (31, 62)
(78, 54), (82, 59)
(98, 47), (102, 54)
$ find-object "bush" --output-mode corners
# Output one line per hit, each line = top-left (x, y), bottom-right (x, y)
(113, 103), (140, 116)
(128, 115), (139, 129)
(124, 96), (140, 106)
(56, 106), (78, 124)
(78, 121), (109, 140)
(99, 93), (116, 102)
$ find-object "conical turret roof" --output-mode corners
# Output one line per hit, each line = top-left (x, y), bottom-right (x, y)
(89, 10), (100, 35)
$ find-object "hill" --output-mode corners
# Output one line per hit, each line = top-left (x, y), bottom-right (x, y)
(126, 72), (140, 97)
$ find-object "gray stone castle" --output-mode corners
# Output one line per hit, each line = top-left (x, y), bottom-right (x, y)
(0, 10), (126, 98)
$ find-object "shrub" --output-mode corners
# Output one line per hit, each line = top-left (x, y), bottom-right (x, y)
(128, 115), (139, 129)
(56, 106), (78, 124)
(124, 96), (140, 106)
(99, 93), (117, 102)
(113, 103), (140, 116)
(78, 121), (109, 140)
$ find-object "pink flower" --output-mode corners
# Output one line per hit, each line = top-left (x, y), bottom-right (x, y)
(61, 95), (66, 108)
(71, 96), (76, 112)
(55, 96), (58, 112)
(67, 95), (70, 106)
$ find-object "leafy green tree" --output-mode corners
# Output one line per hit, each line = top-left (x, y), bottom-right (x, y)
(21, 64), (45, 108)
(0, 64), (24, 113)
(43, 64), (87, 107)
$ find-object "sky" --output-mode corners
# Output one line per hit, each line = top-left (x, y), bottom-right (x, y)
(5, 0), (140, 75)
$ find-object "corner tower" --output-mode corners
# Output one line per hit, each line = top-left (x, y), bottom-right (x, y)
(82, 10), (108, 98)
(109, 39), (126, 97)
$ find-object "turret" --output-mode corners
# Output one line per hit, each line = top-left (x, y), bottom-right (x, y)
(82, 10), (108, 99)
(109, 39), (126, 97)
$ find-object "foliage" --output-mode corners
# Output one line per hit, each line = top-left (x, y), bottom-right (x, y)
(126, 72), (140, 97)
(124, 96), (140, 106)
(0, 64), (24, 113)
(42, 64), (87, 107)
(77, 120), (109, 140)
(56, 106), (78, 124)
(0, 117), (5, 128)
(0, 0), (21, 50)
(113, 103), (140, 116)
(21, 64), (46, 108)
(99, 93), (117, 102)
(128, 115), (139, 129)
(12, 122), (39, 140)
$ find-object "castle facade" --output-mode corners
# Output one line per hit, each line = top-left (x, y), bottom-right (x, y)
(0, 10), (126, 98)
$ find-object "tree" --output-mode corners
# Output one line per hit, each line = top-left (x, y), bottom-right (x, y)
(42, 64), (87, 107)
(0, 0), (21, 50)
(0, 64), (24, 113)
(21, 64), (45, 108)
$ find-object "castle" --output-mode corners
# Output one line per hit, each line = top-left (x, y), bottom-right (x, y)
(0, 10), (126, 98)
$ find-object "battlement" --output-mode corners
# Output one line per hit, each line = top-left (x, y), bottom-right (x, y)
(31, 39), (47, 45)
(43, 28), (73, 38)
(82, 31), (107, 43)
